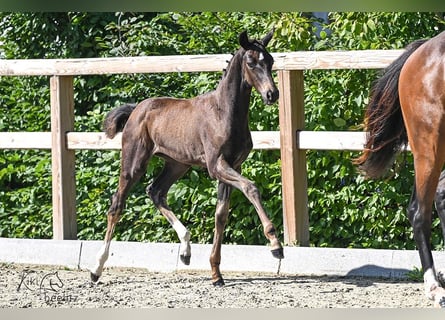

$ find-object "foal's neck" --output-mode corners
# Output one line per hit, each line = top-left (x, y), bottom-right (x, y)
(215, 49), (252, 116)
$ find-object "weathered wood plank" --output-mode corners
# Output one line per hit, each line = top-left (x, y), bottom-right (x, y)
(297, 131), (411, 151)
(0, 132), (51, 149)
(298, 131), (367, 151)
(273, 50), (403, 70)
(0, 50), (404, 76)
(66, 131), (281, 150)
(0, 54), (231, 76)
(66, 132), (121, 150)
(1, 130), (411, 152)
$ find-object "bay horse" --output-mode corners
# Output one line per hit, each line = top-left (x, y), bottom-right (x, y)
(89, 30), (283, 286)
(355, 30), (445, 307)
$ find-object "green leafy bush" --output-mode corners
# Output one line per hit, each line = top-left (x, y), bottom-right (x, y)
(1, 12), (445, 250)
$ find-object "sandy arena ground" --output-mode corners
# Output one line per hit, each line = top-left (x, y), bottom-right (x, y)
(0, 263), (433, 308)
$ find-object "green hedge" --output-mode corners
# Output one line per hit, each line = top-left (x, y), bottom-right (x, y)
(1, 12), (444, 249)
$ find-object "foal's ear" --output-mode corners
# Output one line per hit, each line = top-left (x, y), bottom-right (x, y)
(261, 29), (274, 47)
(239, 30), (251, 50)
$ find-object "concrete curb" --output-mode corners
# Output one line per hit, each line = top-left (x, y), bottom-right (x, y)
(1, 237), (445, 278)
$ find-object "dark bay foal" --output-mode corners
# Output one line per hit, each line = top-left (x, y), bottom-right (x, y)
(90, 30), (282, 286)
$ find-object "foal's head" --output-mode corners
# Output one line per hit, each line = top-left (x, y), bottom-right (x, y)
(239, 30), (279, 105)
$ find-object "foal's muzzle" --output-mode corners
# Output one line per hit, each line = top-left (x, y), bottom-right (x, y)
(265, 88), (279, 105)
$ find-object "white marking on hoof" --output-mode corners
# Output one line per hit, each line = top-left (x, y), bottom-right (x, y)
(90, 242), (110, 278)
(173, 221), (191, 258)
(269, 237), (282, 251)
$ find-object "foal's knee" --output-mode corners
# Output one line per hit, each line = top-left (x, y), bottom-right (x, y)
(108, 192), (125, 217)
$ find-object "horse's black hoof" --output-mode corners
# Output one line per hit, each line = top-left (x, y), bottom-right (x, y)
(90, 272), (100, 283)
(271, 248), (284, 259)
(212, 279), (225, 287)
(438, 271), (445, 287)
(439, 297), (445, 308)
(180, 254), (191, 265)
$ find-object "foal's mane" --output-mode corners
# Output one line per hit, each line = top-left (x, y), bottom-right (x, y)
(221, 39), (267, 78)
(222, 50), (241, 78)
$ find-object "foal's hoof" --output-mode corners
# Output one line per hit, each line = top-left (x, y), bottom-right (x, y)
(271, 248), (284, 259)
(90, 272), (100, 283)
(212, 278), (225, 287)
(180, 254), (191, 265)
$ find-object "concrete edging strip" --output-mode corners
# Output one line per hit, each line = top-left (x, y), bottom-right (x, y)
(1, 237), (444, 278)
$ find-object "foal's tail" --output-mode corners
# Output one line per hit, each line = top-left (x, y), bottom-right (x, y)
(354, 39), (427, 178)
(103, 103), (137, 138)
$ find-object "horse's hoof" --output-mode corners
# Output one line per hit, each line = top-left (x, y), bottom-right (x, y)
(271, 248), (284, 259)
(212, 278), (225, 287)
(180, 254), (191, 265)
(90, 272), (100, 283)
(437, 270), (445, 287)
(439, 297), (445, 308)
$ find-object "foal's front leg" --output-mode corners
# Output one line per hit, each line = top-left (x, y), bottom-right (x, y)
(209, 182), (233, 286)
(213, 158), (284, 260)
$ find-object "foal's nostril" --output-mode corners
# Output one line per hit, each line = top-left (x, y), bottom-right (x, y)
(267, 89), (279, 103)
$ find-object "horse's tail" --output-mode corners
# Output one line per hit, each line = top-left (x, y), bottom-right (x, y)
(354, 39), (427, 178)
(103, 103), (137, 138)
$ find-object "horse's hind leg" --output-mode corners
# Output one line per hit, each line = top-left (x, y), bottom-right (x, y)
(434, 171), (445, 245)
(409, 175), (445, 307)
(90, 138), (152, 282)
(209, 182), (233, 286)
(147, 160), (191, 264)
(407, 148), (445, 307)
(434, 170), (445, 287)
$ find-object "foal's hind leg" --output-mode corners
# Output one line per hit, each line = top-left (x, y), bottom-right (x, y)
(212, 157), (283, 259)
(147, 160), (191, 264)
(209, 182), (233, 286)
(90, 139), (151, 282)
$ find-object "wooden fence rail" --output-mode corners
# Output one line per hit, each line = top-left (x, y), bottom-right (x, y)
(0, 49), (404, 245)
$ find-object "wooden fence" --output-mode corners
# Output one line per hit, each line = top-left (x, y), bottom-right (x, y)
(0, 49), (404, 245)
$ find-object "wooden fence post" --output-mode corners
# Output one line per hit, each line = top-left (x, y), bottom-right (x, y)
(277, 70), (309, 246)
(50, 76), (77, 240)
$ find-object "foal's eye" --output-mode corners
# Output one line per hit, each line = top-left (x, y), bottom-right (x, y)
(247, 61), (256, 69)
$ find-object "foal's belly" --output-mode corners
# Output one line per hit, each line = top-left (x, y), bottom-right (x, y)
(152, 143), (207, 167)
